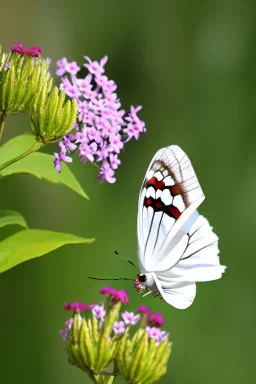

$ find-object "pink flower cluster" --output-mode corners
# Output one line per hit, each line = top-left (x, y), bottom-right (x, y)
(11, 42), (42, 57)
(54, 55), (146, 183)
(146, 326), (169, 346)
(60, 287), (169, 345)
(64, 301), (95, 312)
(138, 305), (164, 326)
(100, 286), (129, 304)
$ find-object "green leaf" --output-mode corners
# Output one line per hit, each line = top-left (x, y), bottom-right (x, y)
(0, 135), (89, 199)
(0, 229), (94, 274)
(0, 210), (28, 229)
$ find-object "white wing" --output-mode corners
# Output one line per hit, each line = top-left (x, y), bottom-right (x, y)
(137, 145), (204, 273)
(152, 215), (226, 309)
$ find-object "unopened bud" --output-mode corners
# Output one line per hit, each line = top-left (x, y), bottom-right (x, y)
(30, 80), (77, 144)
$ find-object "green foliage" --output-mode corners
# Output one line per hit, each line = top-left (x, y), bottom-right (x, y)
(0, 228), (94, 274)
(0, 210), (28, 228)
(0, 135), (89, 199)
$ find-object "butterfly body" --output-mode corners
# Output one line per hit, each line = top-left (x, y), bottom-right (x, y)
(135, 145), (226, 309)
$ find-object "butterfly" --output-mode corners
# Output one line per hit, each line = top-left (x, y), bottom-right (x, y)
(134, 145), (226, 309)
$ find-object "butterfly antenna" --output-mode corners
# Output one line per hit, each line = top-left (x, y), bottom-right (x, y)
(88, 276), (133, 281)
(114, 250), (138, 269)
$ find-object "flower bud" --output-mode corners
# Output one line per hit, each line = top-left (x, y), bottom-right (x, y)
(115, 328), (171, 384)
(66, 302), (120, 377)
(30, 79), (78, 144)
(0, 44), (50, 115)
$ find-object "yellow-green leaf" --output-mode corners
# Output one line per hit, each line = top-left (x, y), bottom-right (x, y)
(0, 210), (28, 229)
(0, 229), (94, 273)
(0, 135), (89, 199)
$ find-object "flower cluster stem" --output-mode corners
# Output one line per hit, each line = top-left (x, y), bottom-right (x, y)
(0, 140), (42, 171)
(0, 111), (6, 141)
(88, 373), (116, 384)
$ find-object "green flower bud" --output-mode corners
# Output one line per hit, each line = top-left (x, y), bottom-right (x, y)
(67, 302), (121, 379)
(0, 46), (50, 115)
(115, 329), (171, 384)
(30, 80), (78, 144)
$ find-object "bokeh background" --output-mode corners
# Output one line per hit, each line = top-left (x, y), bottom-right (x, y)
(0, 1), (255, 383)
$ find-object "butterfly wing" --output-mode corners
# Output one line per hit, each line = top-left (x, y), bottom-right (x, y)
(137, 145), (205, 273)
(137, 145), (226, 309)
(152, 215), (226, 309)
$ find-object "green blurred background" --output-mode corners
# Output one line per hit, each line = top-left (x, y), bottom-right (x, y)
(0, 1), (255, 383)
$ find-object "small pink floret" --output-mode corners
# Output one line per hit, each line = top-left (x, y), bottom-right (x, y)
(100, 286), (129, 304)
(64, 301), (95, 312)
(10, 42), (42, 57)
(138, 305), (151, 317)
(149, 312), (164, 327)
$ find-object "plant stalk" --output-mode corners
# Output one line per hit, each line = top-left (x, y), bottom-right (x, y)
(88, 372), (116, 384)
(0, 111), (6, 141)
(0, 140), (42, 171)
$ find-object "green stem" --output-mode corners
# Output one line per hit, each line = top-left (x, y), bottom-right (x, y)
(88, 372), (116, 384)
(0, 140), (42, 171)
(87, 372), (98, 383)
(0, 111), (6, 141)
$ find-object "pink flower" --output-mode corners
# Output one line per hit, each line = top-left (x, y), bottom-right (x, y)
(146, 326), (169, 345)
(121, 311), (140, 325)
(138, 305), (151, 317)
(54, 54), (146, 183)
(64, 302), (95, 312)
(149, 312), (164, 327)
(158, 330), (169, 344)
(92, 304), (106, 321)
(60, 328), (68, 341)
(11, 42), (25, 55)
(98, 161), (116, 184)
(56, 57), (68, 76)
(25, 45), (42, 57)
(113, 321), (125, 334)
(10, 42), (42, 57)
(84, 55), (108, 76)
(60, 318), (73, 341)
(146, 326), (161, 341)
(65, 61), (81, 75)
(100, 286), (129, 304)
(109, 153), (121, 170)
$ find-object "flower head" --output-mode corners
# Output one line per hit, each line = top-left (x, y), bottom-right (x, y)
(149, 312), (164, 327)
(100, 286), (129, 304)
(121, 311), (140, 325)
(10, 42), (42, 57)
(146, 326), (169, 345)
(113, 320), (125, 334)
(54, 54), (146, 182)
(64, 301), (94, 312)
(0, 42), (50, 115)
(60, 286), (171, 383)
(92, 303), (106, 321)
(10, 42), (25, 55)
(138, 305), (151, 317)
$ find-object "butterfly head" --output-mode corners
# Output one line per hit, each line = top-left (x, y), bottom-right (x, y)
(133, 273), (146, 292)
(134, 272), (156, 292)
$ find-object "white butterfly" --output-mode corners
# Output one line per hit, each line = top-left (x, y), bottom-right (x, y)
(134, 145), (226, 309)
